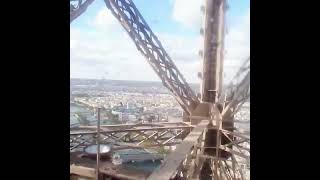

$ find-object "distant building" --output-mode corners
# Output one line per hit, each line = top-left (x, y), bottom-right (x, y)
(126, 101), (135, 109)
(119, 112), (130, 122)
(119, 111), (138, 122)
(128, 115), (137, 121)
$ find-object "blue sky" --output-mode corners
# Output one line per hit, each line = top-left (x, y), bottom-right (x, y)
(71, 0), (250, 83)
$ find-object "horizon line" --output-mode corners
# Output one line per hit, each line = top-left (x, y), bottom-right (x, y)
(70, 77), (202, 85)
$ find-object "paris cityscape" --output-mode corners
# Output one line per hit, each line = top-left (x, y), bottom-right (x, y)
(70, 0), (250, 179)
(70, 78), (249, 133)
(70, 78), (195, 126)
(70, 78), (250, 179)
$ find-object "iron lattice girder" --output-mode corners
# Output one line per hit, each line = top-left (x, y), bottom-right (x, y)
(147, 120), (209, 180)
(201, 0), (226, 103)
(70, 125), (193, 150)
(70, 0), (95, 23)
(225, 58), (250, 102)
(223, 58), (250, 119)
(103, 0), (199, 115)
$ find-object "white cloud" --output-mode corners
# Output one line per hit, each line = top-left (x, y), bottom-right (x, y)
(71, 6), (203, 82)
(170, 0), (250, 83)
(172, 0), (203, 29)
(92, 7), (117, 28)
(224, 9), (250, 83)
(71, 5), (250, 85)
(71, 7), (158, 81)
(70, 25), (202, 82)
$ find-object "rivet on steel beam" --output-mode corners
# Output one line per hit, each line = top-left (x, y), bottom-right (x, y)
(197, 72), (202, 79)
(198, 50), (203, 57)
(200, 28), (204, 35)
(200, 5), (205, 14)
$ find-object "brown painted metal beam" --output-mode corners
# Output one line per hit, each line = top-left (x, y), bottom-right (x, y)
(147, 120), (209, 180)
(103, 0), (199, 115)
(201, 0), (225, 103)
(70, 165), (96, 178)
(70, 126), (193, 135)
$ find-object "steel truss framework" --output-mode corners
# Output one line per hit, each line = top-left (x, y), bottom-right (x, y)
(104, 0), (199, 115)
(70, 0), (250, 179)
(70, 0), (95, 23)
(148, 106), (250, 180)
(70, 119), (250, 180)
(70, 122), (193, 151)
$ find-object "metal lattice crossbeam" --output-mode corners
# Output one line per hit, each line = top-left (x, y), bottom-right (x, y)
(70, 125), (193, 151)
(147, 120), (209, 180)
(103, 0), (199, 115)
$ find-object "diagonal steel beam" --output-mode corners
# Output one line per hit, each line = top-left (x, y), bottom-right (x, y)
(70, 0), (95, 23)
(103, 0), (199, 115)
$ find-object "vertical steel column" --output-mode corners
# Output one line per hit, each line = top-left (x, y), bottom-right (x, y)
(217, 1), (226, 97)
(96, 107), (101, 180)
(201, 0), (225, 103)
(200, 1), (226, 179)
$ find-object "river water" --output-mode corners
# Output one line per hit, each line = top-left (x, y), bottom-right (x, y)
(70, 103), (119, 126)
(70, 103), (93, 126)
